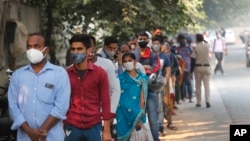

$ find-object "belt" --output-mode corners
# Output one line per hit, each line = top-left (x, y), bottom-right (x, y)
(195, 64), (210, 67)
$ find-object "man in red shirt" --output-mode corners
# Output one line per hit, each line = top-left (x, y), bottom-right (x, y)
(64, 34), (114, 141)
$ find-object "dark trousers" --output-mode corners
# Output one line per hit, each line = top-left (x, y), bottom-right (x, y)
(64, 124), (102, 141)
(214, 52), (224, 74)
(180, 71), (192, 100)
(175, 82), (181, 103)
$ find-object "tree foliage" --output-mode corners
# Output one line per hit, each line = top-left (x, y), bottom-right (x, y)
(22, 0), (205, 63)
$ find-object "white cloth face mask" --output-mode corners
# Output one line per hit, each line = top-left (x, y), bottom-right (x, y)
(123, 61), (135, 71)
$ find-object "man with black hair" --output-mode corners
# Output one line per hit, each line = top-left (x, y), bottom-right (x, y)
(97, 36), (119, 77)
(151, 36), (173, 135)
(65, 34), (113, 141)
(152, 25), (163, 36)
(97, 36), (118, 63)
(191, 34), (211, 108)
(89, 35), (121, 140)
(137, 31), (161, 141)
(8, 33), (71, 141)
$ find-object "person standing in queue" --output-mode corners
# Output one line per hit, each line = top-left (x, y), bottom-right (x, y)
(89, 35), (121, 140)
(116, 52), (149, 140)
(8, 33), (71, 141)
(136, 31), (160, 141)
(64, 34), (114, 141)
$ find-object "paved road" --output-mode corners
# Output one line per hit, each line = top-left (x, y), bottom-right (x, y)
(159, 43), (249, 141)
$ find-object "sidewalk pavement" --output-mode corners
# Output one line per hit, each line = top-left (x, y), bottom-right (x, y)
(159, 80), (232, 141)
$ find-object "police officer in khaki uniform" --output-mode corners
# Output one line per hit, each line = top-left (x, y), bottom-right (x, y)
(191, 34), (211, 108)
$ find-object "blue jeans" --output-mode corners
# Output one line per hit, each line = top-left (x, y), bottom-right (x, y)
(157, 91), (164, 128)
(64, 123), (102, 141)
(181, 71), (193, 100)
(147, 90), (160, 141)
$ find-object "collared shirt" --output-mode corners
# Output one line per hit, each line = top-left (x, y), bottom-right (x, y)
(191, 42), (210, 65)
(65, 62), (114, 129)
(94, 56), (121, 114)
(8, 61), (71, 141)
(97, 48), (119, 76)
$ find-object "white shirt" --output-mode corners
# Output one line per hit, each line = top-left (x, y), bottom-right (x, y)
(212, 38), (226, 53)
(94, 56), (121, 113)
(97, 48), (108, 58)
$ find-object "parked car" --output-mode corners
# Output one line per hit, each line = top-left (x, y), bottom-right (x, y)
(224, 29), (236, 44)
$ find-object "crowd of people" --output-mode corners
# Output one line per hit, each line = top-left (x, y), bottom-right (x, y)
(7, 26), (228, 141)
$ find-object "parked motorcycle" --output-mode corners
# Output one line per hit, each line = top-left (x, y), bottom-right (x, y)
(0, 69), (16, 141)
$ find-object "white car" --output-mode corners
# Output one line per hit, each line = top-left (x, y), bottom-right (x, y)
(207, 30), (216, 44)
(224, 29), (236, 44)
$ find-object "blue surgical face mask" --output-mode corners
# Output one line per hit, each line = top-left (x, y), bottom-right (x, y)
(71, 53), (86, 64)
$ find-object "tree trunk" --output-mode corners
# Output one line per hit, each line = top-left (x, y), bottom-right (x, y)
(45, 0), (57, 65)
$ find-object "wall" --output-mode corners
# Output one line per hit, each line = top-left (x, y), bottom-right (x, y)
(0, 1), (41, 87)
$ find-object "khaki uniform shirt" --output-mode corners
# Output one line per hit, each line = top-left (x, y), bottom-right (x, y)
(191, 42), (210, 65)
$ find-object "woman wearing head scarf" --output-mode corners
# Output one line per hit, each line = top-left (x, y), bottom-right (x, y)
(116, 52), (148, 141)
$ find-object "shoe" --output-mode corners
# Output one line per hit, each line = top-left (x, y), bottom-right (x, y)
(196, 104), (201, 107)
(206, 103), (211, 108)
(171, 110), (176, 115)
(159, 126), (167, 136)
(174, 106), (178, 110)
(167, 124), (178, 130)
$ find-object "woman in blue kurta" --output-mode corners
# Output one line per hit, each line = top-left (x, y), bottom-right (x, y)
(116, 52), (148, 141)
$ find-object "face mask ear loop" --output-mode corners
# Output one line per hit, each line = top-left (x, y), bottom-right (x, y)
(41, 47), (47, 59)
(41, 47), (47, 52)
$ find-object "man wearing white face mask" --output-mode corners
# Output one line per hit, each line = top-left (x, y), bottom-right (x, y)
(8, 33), (71, 141)
(89, 35), (121, 140)
(212, 31), (227, 75)
(151, 36), (174, 135)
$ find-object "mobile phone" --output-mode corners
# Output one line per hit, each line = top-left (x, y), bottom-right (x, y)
(113, 49), (120, 58)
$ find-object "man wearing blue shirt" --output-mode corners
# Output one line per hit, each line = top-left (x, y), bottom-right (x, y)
(151, 36), (174, 135)
(8, 33), (71, 141)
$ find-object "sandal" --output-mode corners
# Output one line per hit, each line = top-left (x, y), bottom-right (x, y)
(171, 110), (176, 115)
(167, 124), (178, 130)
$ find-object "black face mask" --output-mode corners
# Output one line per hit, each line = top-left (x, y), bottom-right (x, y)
(138, 41), (148, 48)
